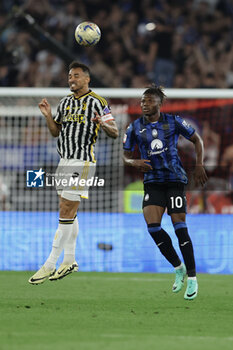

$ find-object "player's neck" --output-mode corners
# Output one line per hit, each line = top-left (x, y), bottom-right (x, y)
(145, 112), (160, 123)
(73, 87), (90, 98)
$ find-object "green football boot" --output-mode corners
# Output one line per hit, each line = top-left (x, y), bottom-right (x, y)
(172, 263), (186, 293)
(184, 279), (198, 300)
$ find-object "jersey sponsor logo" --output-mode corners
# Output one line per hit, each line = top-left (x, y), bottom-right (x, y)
(63, 113), (86, 123)
(148, 139), (168, 156)
(152, 129), (158, 138)
(151, 139), (163, 150)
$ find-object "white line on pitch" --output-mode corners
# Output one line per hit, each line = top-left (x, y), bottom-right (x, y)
(76, 275), (170, 282)
(100, 334), (233, 341)
(172, 336), (233, 341)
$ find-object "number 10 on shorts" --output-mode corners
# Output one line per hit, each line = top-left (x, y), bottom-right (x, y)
(170, 196), (183, 209)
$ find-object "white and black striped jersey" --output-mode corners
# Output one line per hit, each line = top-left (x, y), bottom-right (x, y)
(53, 90), (113, 162)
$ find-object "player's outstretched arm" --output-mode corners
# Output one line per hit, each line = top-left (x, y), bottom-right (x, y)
(123, 150), (152, 172)
(92, 113), (118, 139)
(38, 98), (61, 137)
(189, 132), (208, 187)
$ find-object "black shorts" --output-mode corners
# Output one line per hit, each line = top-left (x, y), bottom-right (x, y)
(142, 182), (187, 215)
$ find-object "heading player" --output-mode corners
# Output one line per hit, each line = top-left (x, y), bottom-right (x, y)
(123, 85), (207, 300)
(29, 61), (118, 284)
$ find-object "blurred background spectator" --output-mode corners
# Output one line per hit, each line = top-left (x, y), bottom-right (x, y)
(0, 0), (233, 213)
(1, 0), (233, 88)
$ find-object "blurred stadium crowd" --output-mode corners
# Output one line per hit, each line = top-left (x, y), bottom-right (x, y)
(0, 0), (233, 213)
(1, 0), (233, 88)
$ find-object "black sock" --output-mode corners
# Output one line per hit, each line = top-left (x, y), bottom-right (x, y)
(173, 222), (196, 277)
(148, 223), (181, 268)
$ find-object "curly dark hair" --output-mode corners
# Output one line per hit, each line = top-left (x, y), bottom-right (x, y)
(143, 84), (166, 104)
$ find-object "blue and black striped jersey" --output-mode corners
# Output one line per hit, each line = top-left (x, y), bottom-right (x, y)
(123, 113), (195, 184)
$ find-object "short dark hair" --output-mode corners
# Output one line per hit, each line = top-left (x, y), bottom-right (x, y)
(143, 84), (166, 104)
(69, 61), (90, 76)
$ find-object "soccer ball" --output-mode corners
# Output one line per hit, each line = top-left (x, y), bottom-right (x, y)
(75, 22), (101, 47)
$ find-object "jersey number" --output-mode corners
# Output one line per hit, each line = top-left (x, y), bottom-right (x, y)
(170, 196), (183, 209)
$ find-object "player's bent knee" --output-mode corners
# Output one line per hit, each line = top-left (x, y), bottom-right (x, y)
(171, 212), (186, 224)
(147, 223), (173, 246)
(147, 223), (161, 243)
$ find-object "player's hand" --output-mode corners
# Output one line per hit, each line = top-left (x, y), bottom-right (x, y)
(91, 112), (103, 125)
(193, 165), (208, 187)
(38, 98), (52, 118)
(132, 159), (152, 172)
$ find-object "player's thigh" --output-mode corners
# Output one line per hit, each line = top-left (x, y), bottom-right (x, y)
(143, 205), (165, 224)
(142, 183), (166, 224)
(59, 196), (80, 218)
(166, 183), (187, 216)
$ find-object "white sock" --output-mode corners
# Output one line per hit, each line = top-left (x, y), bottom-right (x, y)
(44, 218), (74, 270)
(175, 263), (183, 270)
(188, 276), (197, 281)
(63, 216), (79, 264)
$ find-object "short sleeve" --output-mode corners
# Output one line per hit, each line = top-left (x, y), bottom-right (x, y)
(53, 103), (62, 125)
(123, 123), (136, 151)
(175, 115), (195, 140)
(95, 98), (115, 121)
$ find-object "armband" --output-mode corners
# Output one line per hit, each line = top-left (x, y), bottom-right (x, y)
(101, 113), (114, 123)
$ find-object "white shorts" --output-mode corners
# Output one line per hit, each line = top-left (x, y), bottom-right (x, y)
(55, 158), (96, 201)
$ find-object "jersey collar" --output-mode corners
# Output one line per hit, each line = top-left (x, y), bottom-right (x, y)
(72, 90), (92, 100)
(142, 113), (164, 125)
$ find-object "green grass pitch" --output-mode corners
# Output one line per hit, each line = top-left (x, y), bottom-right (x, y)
(0, 271), (232, 350)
